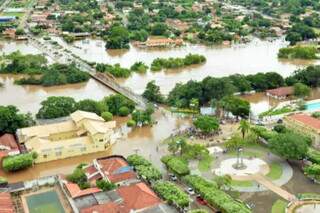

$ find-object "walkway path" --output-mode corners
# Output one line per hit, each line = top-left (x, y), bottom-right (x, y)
(251, 173), (296, 201)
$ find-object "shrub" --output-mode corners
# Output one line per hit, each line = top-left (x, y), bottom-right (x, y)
(153, 181), (189, 208)
(278, 46), (318, 59)
(96, 179), (116, 191)
(183, 175), (251, 213)
(307, 148), (320, 164)
(273, 124), (286, 133)
(2, 153), (36, 172)
(127, 154), (151, 166)
(101, 111), (113, 121)
(304, 164), (320, 180)
(127, 119), (136, 127)
(119, 106), (130, 116)
(161, 155), (190, 176)
(127, 154), (162, 182)
(67, 167), (89, 190)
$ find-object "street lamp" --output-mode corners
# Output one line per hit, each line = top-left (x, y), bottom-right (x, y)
(236, 147), (243, 169)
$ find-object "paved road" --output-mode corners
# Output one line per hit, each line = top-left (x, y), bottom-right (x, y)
(252, 173), (296, 201)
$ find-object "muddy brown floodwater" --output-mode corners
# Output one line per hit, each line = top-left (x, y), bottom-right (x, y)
(0, 75), (115, 113)
(0, 110), (190, 183)
(51, 37), (319, 94)
(1, 38), (320, 212)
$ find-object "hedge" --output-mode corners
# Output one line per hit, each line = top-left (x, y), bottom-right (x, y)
(2, 153), (36, 172)
(127, 154), (162, 182)
(306, 148), (320, 164)
(183, 175), (251, 213)
(153, 181), (189, 208)
(161, 155), (190, 176)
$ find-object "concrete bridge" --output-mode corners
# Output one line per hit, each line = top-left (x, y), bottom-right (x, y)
(25, 34), (147, 109)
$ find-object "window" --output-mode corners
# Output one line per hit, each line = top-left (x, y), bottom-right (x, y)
(56, 151), (62, 156)
(99, 139), (104, 142)
(80, 147), (86, 152)
(43, 154), (47, 158)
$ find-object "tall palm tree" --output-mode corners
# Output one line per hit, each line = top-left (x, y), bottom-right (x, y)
(238, 119), (250, 139)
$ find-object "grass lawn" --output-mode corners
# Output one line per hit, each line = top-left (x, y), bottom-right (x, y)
(271, 199), (287, 213)
(230, 179), (254, 187)
(266, 163), (283, 180)
(198, 154), (213, 172)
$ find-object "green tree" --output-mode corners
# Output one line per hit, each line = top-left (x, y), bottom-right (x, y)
(77, 99), (106, 115)
(304, 164), (320, 180)
(130, 61), (148, 73)
(101, 111), (113, 121)
(293, 82), (311, 98)
(193, 115), (219, 134)
(2, 152), (37, 172)
(0, 105), (34, 134)
(168, 138), (187, 156)
(96, 179), (116, 191)
(36, 96), (77, 119)
(103, 94), (135, 115)
(67, 166), (89, 189)
(105, 25), (130, 49)
(151, 23), (168, 35)
(269, 132), (309, 160)
(214, 175), (232, 190)
(220, 96), (250, 118)
(142, 81), (164, 103)
(238, 120), (250, 139)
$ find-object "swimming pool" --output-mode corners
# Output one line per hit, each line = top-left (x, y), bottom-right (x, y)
(26, 190), (65, 213)
(305, 101), (320, 111)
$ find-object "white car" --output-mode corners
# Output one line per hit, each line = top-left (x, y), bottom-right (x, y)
(186, 187), (195, 195)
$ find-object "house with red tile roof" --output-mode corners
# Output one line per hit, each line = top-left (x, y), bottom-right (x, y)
(284, 113), (320, 148)
(94, 156), (137, 185)
(0, 192), (15, 213)
(80, 182), (162, 213)
(63, 181), (101, 199)
(266, 86), (293, 100)
(0, 134), (20, 159)
(60, 155), (176, 213)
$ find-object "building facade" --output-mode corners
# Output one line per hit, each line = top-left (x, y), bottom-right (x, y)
(17, 111), (117, 163)
(284, 113), (320, 149)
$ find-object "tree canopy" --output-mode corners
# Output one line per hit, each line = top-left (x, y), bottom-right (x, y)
(0, 105), (34, 134)
(36, 96), (78, 119)
(269, 132), (309, 160)
(193, 115), (219, 134)
(142, 81), (164, 104)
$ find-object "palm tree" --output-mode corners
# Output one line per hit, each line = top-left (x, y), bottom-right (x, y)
(238, 119), (250, 139)
(168, 138), (186, 156)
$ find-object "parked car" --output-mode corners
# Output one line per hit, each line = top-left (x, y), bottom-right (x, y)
(169, 174), (177, 181)
(186, 187), (195, 195)
(196, 196), (208, 205)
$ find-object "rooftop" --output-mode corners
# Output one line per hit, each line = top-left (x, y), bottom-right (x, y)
(0, 134), (19, 151)
(0, 192), (14, 213)
(97, 157), (137, 183)
(266, 86), (293, 97)
(287, 113), (320, 130)
(64, 181), (101, 199)
(80, 182), (162, 213)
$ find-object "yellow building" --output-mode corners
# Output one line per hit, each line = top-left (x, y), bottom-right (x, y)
(284, 113), (320, 149)
(17, 111), (117, 163)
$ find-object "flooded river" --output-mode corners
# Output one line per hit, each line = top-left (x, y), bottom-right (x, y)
(52, 37), (318, 94)
(1, 37), (319, 113)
